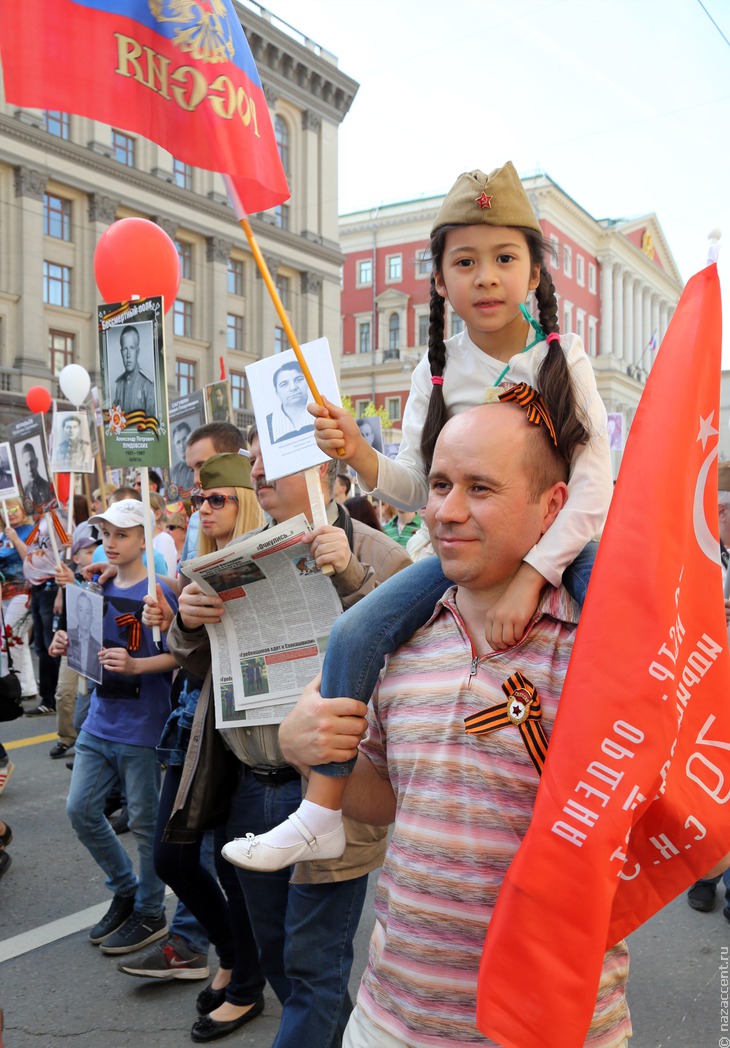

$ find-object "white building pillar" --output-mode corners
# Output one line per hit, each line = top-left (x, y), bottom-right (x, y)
(633, 281), (643, 366)
(598, 257), (613, 357)
(623, 273), (634, 367)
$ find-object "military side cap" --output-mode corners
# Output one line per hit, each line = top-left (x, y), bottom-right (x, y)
(431, 161), (542, 236)
(199, 452), (253, 491)
(718, 461), (730, 492)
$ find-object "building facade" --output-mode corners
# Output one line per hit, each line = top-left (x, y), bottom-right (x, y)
(339, 173), (684, 474)
(0, 2), (357, 435)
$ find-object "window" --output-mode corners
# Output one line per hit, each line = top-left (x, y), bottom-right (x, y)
(273, 204), (289, 230)
(563, 300), (573, 332)
(588, 316), (597, 356)
(588, 263), (597, 294)
(576, 309), (585, 343)
(357, 259), (372, 286)
(563, 244), (572, 278)
(388, 313), (400, 352)
(226, 313), (243, 352)
(415, 249), (431, 278)
(387, 397), (401, 422)
(43, 193), (71, 240)
(576, 254), (585, 287)
(175, 240), (192, 280)
(274, 327), (287, 353)
(358, 321), (371, 354)
(49, 330), (75, 375)
(275, 274), (290, 311)
(228, 258), (244, 296)
(43, 261), (71, 307)
(387, 254), (402, 281)
(355, 399), (369, 416)
(549, 233), (560, 263)
(112, 129), (136, 167)
(175, 358), (196, 396)
(173, 299), (193, 338)
(275, 115), (290, 175)
(231, 371), (246, 410)
(173, 157), (192, 191)
(418, 314), (429, 346)
(451, 314), (464, 336)
(44, 111), (69, 139)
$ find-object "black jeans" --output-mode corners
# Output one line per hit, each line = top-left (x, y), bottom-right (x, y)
(30, 583), (60, 707)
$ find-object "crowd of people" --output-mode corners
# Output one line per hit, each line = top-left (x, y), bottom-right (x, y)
(1, 161), (728, 1048)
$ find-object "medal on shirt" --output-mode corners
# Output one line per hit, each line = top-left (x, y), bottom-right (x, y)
(464, 670), (548, 775)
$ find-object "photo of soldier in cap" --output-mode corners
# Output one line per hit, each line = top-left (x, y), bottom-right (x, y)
(51, 411), (93, 473)
(17, 437), (53, 508)
(109, 322), (157, 419)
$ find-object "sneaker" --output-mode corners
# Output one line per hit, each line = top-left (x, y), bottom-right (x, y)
(89, 893), (136, 944)
(49, 742), (73, 759)
(111, 808), (130, 835)
(100, 910), (168, 955)
(25, 705), (56, 716)
(687, 880), (717, 912)
(117, 934), (210, 980)
(0, 760), (14, 796)
(0, 851), (11, 881)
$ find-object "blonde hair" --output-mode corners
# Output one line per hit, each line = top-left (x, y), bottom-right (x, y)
(196, 487), (264, 556)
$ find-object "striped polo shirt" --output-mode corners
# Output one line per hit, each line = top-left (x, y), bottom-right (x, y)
(358, 586), (631, 1048)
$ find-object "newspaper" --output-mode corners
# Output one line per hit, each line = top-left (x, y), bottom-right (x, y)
(180, 514), (341, 728)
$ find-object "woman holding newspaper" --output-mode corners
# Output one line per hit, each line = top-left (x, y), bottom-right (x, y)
(144, 453), (268, 1044)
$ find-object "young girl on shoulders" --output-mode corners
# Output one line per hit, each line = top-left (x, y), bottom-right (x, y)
(224, 161), (613, 872)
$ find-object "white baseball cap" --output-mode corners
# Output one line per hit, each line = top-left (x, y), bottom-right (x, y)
(89, 498), (148, 531)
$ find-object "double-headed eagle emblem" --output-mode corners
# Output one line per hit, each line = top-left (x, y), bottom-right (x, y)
(148, 1), (236, 64)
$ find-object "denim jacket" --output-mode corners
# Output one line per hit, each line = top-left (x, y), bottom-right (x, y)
(156, 671), (204, 767)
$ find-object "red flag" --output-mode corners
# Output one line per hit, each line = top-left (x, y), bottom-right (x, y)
(0, 0), (289, 214)
(478, 263), (730, 1048)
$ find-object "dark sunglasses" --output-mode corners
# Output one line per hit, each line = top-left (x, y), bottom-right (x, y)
(166, 524), (185, 532)
(190, 492), (239, 511)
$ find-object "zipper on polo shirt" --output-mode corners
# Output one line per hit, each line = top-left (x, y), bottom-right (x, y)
(443, 595), (540, 685)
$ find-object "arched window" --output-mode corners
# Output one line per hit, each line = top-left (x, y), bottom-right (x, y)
(388, 313), (400, 352)
(275, 115), (290, 175)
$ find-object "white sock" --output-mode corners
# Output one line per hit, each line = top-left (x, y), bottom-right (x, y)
(259, 799), (343, 849)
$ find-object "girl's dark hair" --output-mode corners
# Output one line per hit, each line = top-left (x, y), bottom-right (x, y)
(419, 225), (589, 471)
(344, 495), (384, 532)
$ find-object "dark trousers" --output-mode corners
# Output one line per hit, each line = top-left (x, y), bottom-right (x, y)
(30, 584), (60, 708)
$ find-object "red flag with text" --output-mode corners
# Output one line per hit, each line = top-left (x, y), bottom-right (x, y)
(0, 0), (289, 214)
(478, 263), (730, 1048)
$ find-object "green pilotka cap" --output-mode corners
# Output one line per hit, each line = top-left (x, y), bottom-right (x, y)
(431, 162), (542, 236)
(199, 453), (253, 491)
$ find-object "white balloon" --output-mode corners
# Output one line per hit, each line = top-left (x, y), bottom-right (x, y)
(59, 363), (91, 407)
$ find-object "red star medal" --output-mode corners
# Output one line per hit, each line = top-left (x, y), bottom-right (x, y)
(476, 192), (492, 210)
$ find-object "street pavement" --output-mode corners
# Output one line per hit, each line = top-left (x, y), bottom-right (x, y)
(1, 711), (728, 1048)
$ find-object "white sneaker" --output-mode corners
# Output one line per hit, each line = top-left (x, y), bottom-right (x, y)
(222, 813), (346, 871)
(0, 760), (15, 796)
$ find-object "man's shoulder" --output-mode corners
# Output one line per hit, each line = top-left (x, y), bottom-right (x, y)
(350, 518), (412, 567)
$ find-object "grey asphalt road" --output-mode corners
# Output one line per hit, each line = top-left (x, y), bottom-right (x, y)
(0, 711), (728, 1048)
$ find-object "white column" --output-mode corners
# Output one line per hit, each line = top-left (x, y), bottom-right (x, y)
(624, 274), (634, 367)
(633, 281), (643, 366)
(613, 265), (624, 360)
(598, 258), (613, 357)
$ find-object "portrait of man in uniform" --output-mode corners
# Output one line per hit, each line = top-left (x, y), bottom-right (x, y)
(19, 439), (53, 507)
(52, 413), (93, 472)
(111, 324), (156, 419)
(170, 420), (195, 493)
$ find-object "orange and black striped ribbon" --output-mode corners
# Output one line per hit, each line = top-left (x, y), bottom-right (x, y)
(464, 670), (548, 775)
(25, 508), (72, 551)
(115, 612), (142, 653)
(497, 382), (558, 447)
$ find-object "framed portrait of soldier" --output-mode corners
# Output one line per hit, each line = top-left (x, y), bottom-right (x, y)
(66, 584), (104, 685)
(51, 411), (95, 474)
(8, 415), (57, 514)
(168, 389), (205, 498)
(205, 380), (232, 424)
(98, 297), (170, 470)
(0, 442), (20, 501)
(245, 338), (341, 482)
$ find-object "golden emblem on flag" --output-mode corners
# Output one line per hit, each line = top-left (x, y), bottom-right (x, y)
(148, 0), (236, 64)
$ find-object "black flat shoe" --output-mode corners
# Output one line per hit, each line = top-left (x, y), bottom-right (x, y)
(0, 850), (12, 880)
(0, 822), (11, 848)
(190, 997), (264, 1042)
(196, 983), (228, 1016)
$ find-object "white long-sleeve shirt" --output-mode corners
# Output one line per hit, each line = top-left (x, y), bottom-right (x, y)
(360, 328), (613, 587)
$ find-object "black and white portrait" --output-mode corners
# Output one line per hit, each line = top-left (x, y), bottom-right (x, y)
(106, 321), (157, 420)
(51, 412), (94, 473)
(169, 417), (198, 493)
(0, 442), (19, 498)
(265, 361), (313, 445)
(206, 381), (232, 423)
(66, 585), (104, 684)
(356, 416), (383, 455)
(16, 436), (53, 508)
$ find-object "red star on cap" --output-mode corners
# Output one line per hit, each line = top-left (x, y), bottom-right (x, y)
(476, 192), (492, 209)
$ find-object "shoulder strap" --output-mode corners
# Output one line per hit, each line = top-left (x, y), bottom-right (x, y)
(332, 503), (355, 553)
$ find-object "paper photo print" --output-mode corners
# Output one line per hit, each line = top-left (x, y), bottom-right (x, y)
(607, 412), (624, 451)
(0, 442), (20, 500)
(51, 410), (95, 473)
(205, 380), (232, 424)
(245, 338), (341, 482)
(168, 390), (205, 497)
(66, 584), (104, 685)
(9, 416), (56, 514)
(356, 415), (383, 455)
(98, 297), (170, 470)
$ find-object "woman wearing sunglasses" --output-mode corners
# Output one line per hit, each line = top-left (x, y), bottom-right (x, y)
(146, 454), (267, 1043)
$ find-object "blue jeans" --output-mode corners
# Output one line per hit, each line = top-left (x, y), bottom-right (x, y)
(30, 583), (60, 707)
(67, 729), (165, 915)
(315, 544), (598, 777)
(154, 765), (265, 1006)
(228, 768), (368, 1047)
(167, 830), (215, 957)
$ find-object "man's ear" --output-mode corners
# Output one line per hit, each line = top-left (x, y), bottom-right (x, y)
(539, 481), (569, 536)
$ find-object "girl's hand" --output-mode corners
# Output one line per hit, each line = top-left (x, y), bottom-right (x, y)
(302, 526), (351, 575)
(485, 564), (547, 651)
(309, 398), (380, 484)
(143, 585), (175, 634)
(99, 646), (137, 675)
(49, 629), (68, 658)
(178, 581), (224, 630)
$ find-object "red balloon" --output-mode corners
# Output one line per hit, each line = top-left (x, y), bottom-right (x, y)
(55, 473), (70, 503)
(93, 217), (180, 314)
(26, 385), (52, 413)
